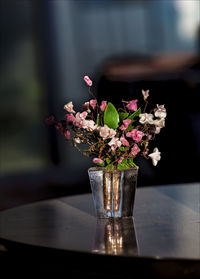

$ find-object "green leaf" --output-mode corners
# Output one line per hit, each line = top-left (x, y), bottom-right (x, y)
(117, 158), (130, 170)
(118, 146), (125, 152)
(104, 102), (119, 129)
(127, 123), (134, 132)
(117, 163), (129, 170)
(105, 164), (115, 170)
(128, 158), (136, 168)
(119, 112), (129, 120)
(111, 152), (115, 156)
(94, 161), (105, 167)
(128, 107), (141, 120)
(105, 157), (111, 164)
(96, 114), (100, 126)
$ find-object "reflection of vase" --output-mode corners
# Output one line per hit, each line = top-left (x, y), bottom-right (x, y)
(92, 218), (138, 256)
(88, 167), (138, 218)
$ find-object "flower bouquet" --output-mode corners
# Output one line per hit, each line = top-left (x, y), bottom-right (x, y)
(46, 75), (166, 218)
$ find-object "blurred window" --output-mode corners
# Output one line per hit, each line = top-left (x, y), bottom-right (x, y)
(0, 1), (49, 175)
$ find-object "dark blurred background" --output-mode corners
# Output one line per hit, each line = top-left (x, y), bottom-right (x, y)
(0, 0), (200, 210)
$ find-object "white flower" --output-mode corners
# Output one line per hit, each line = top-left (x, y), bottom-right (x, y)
(74, 137), (81, 144)
(155, 127), (161, 134)
(154, 104), (167, 119)
(99, 125), (116, 139)
(83, 120), (97, 131)
(64, 101), (75, 114)
(108, 137), (122, 147)
(109, 128), (116, 138)
(153, 118), (165, 128)
(149, 147), (161, 166)
(99, 125), (110, 139)
(139, 113), (154, 125)
(142, 89), (149, 101)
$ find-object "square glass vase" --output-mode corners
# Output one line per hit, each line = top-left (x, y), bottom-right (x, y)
(88, 167), (138, 218)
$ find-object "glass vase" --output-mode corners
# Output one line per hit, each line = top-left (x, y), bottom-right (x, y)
(88, 167), (138, 218)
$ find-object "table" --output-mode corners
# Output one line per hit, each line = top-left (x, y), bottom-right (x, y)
(0, 183), (200, 278)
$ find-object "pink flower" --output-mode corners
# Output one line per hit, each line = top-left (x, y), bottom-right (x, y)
(45, 115), (55, 125)
(84, 75), (92, 87)
(65, 113), (75, 123)
(64, 101), (75, 113)
(126, 129), (144, 143)
(93, 158), (104, 164)
(118, 156), (124, 164)
(90, 99), (97, 110)
(120, 134), (129, 146)
(80, 111), (88, 119)
(142, 89), (149, 101)
(130, 144), (140, 156)
(126, 100), (138, 111)
(64, 130), (70, 140)
(119, 119), (131, 131)
(100, 101), (107, 111)
(74, 112), (88, 128)
(110, 145), (117, 152)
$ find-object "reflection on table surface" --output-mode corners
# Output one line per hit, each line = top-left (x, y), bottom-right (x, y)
(92, 218), (138, 256)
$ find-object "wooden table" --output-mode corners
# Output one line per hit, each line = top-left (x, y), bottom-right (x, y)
(0, 183), (200, 278)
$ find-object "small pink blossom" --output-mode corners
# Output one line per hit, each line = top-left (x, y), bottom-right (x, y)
(64, 101), (75, 114)
(93, 158), (104, 164)
(119, 119), (131, 131)
(148, 134), (152, 140)
(126, 100), (138, 111)
(120, 134), (129, 146)
(64, 129), (70, 140)
(142, 89), (149, 101)
(126, 129), (144, 143)
(65, 113), (75, 123)
(45, 115), (55, 125)
(118, 156), (124, 164)
(110, 145), (117, 152)
(74, 112), (87, 128)
(90, 99), (97, 110)
(84, 75), (92, 87)
(130, 144), (140, 156)
(80, 111), (88, 119)
(100, 101), (107, 111)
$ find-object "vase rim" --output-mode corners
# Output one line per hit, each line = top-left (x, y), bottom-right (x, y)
(88, 166), (139, 173)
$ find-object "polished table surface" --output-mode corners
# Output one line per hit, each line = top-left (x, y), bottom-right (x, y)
(0, 183), (200, 277)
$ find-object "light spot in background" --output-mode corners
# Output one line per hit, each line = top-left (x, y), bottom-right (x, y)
(175, 0), (200, 40)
